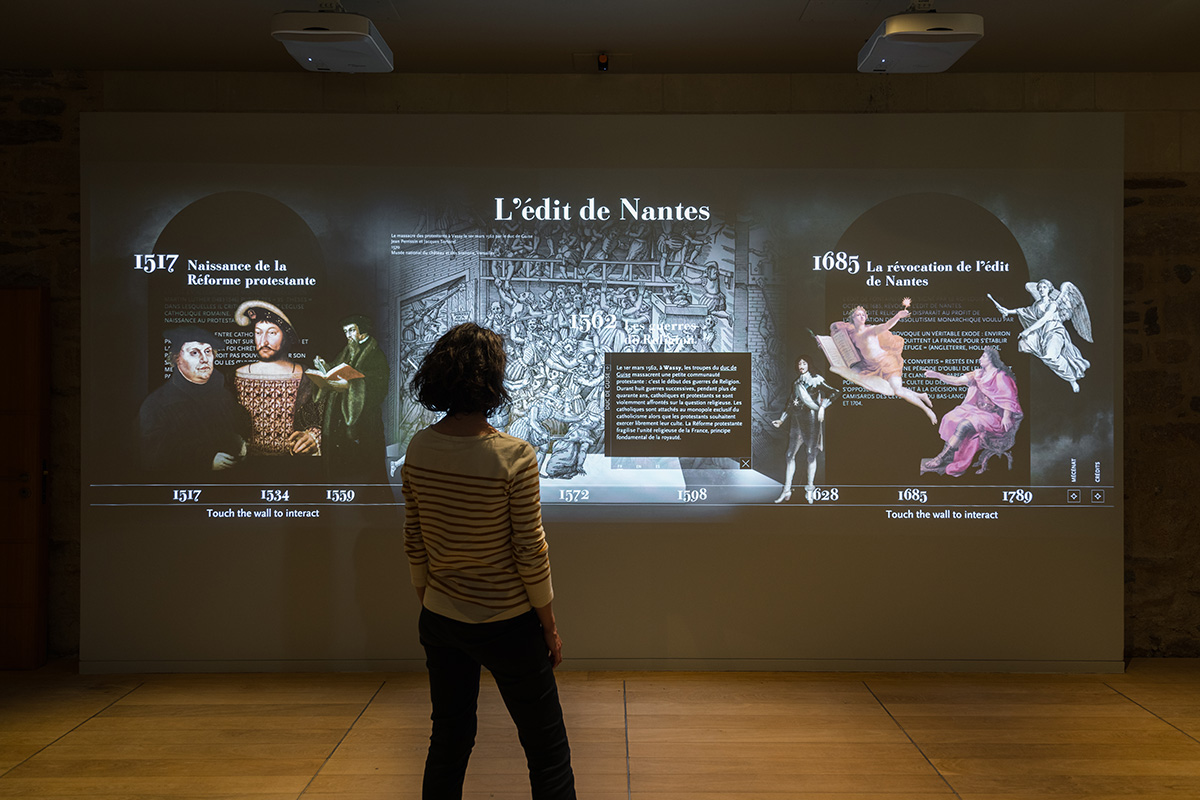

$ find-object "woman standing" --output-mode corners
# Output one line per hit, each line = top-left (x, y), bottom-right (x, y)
(401, 322), (576, 800)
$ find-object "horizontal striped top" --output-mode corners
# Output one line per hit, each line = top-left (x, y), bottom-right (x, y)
(402, 427), (554, 624)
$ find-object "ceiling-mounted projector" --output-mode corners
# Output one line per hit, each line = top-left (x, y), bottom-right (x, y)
(271, 11), (393, 73)
(857, 12), (983, 73)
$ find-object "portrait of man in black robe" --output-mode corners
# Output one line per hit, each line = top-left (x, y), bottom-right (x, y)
(138, 326), (251, 479)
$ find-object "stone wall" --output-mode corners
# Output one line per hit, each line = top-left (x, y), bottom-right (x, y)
(1, 70), (98, 656)
(1124, 175), (1200, 656)
(2, 68), (1198, 658)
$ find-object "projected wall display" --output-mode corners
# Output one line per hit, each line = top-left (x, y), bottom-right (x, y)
(82, 114), (1119, 528)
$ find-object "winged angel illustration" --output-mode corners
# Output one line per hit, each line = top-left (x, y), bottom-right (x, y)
(990, 280), (1092, 392)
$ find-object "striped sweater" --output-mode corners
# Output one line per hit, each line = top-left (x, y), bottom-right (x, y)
(401, 427), (554, 624)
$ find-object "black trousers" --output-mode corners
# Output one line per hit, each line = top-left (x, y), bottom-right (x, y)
(418, 607), (576, 800)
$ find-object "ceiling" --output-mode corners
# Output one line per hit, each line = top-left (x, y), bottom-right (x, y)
(5, 0), (1200, 75)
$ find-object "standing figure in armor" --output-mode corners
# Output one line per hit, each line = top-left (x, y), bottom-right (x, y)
(771, 356), (833, 504)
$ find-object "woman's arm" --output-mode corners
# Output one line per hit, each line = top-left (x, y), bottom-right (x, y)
(924, 368), (972, 386)
(882, 308), (910, 330)
(508, 442), (560, 663)
(400, 464), (429, 605)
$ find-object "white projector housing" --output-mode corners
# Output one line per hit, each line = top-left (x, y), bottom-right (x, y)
(857, 12), (984, 74)
(271, 11), (393, 73)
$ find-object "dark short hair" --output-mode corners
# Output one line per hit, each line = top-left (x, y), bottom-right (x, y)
(410, 323), (509, 416)
(340, 314), (372, 334)
(983, 346), (1015, 378)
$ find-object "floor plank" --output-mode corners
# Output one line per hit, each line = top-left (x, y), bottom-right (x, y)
(4, 661), (1200, 799)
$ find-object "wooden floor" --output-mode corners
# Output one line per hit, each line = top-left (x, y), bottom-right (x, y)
(3, 660), (1200, 799)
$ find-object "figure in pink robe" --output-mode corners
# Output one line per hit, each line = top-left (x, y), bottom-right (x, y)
(921, 348), (1022, 477)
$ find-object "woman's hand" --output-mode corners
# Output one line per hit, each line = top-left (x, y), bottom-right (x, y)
(543, 626), (564, 668)
(534, 602), (563, 668)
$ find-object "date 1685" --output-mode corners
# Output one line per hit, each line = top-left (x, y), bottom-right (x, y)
(812, 250), (861, 275)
